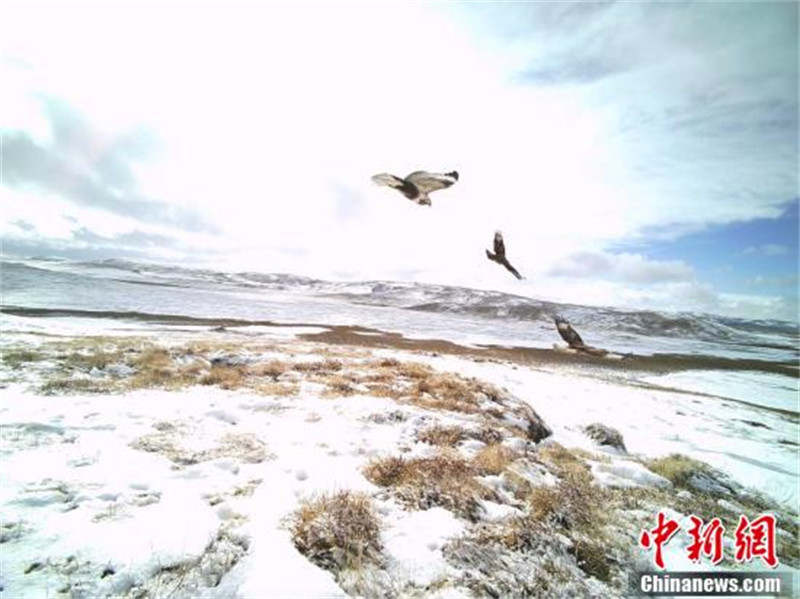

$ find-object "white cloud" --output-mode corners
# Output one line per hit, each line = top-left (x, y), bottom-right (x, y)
(0, 2), (797, 321)
(548, 250), (694, 284)
(742, 244), (790, 257)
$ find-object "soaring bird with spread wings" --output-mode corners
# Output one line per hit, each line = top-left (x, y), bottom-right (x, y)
(371, 170), (459, 206)
(485, 231), (522, 279)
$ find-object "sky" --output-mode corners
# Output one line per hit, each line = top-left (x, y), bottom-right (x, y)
(0, 1), (798, 322)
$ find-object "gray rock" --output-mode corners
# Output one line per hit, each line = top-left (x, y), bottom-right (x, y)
(583, 423), (627, 452)
(687, 470), (742, 498)
(209, 354), (251, 367)
(523, 406), (552, 443)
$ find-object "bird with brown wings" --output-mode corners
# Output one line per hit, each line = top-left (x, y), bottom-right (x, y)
(371, 170), (459, 206)
(554, 315), (585, 348)
(554, 315), (610, 357)
(485, 231), (523, 279)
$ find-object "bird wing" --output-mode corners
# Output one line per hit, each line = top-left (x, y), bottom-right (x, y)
(405, 171), (458, 194)
(503, 260), (523, 280)
(493, 232), (506, 260)
(371, 173), (406, 189)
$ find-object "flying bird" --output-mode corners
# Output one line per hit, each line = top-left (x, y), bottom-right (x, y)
(554, 316), (611, 357)
(485, 231), (522, 279)
(371, 170), (459, 206)
(554, 315), (585, 348)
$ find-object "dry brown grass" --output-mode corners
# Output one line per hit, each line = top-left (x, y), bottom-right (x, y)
(184, 340), (249, 355)
(570, 447), (611, 464)
(394, 361), (434, 379)
(131, 428), (269, 465)
(376, 357), (401, 368)
(322, 375), (357, 396)
(465, 456), (617, 583)
(200, 365), (246, 390)
(364, 383), (402, 399)
(248, 360), (290, 380)
(484, 406), (505, 420)
(401, 368), (508, 416)
(416, 425), (468, 447)
(572, 537), (613, 582)
(474, 426), (504, 445)
(216, 433), (271, 463)
(131, 347), (171, 370)
(410, 373), (482, 414)
(291, 491), (383, 573)
(527, 444), (601, 534)
(39, 377), (115, 395)
(363, 456), (409, 487)
(362, 370), (396, 384)
(254, 381), (299, 396)
(363, 452), (495, 520)
(645, 454), (708, 488)
(127, 347), (195, 390)
(1, 348), (46, 368)
(473, 444), (519, 476)
(504, 469), (535, 501)
(62, 349), (126, 371)
(535, 443), (591, 478)
(528, 466), (602, 533)
(294, 358), (343, 373)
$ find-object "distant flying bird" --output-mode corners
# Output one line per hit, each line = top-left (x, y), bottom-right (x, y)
(554, 315), (585, 348)
(371, 170), (459, 206)
(485, 231), (522, 279)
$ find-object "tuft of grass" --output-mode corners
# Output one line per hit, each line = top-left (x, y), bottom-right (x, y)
(39, 377), (115, 395)
(294, 359), (343, 373)
(571, 447), (611, 464)
(407, 370), (507, 416)
(248, 360), (290, 380)
(291, 491), (383, 573)
(536, 443), (590, 478)
(411, 373), (482, 414)
(395, 361), (434, 380)
(200, 365), (245, 390)
(363, 452), (495, 520)
(216, 433), (270, 463)
(460, 514), (546, 554)
(377, 357), (401, 368)
(0, 348), (45, 368)
(471, 461), (618, 583)
(362, 370), (396, 384)
(473, 444), (519, 476)
(417, 425), (468, 447)
(254, 381), (299, 397)
(572, 537), (613, 582)
(127, 348), (193, 390)
(61, 349), (125, 371)
(474, 427), (504, 445)
(132, 428), (269, 465)
(527, 446), (603, 534)
(363, 456), (408, 487)
(364, 383), (402, 399)
(322, 375), (357, 396)
(646, 454), (708, 488)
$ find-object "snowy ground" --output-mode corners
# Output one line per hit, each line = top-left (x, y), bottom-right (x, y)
(0, 319), (797, 598)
